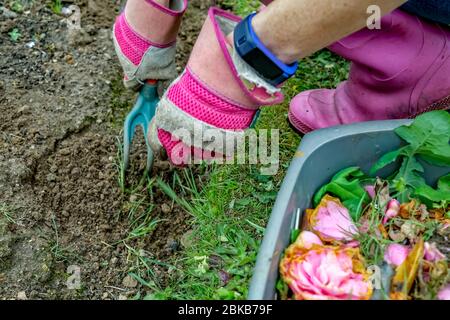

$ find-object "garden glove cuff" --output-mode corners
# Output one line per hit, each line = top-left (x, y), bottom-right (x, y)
(113, 0), (188, 90)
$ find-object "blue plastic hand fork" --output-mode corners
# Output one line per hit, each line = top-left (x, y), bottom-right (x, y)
(123, 80), (160, 172)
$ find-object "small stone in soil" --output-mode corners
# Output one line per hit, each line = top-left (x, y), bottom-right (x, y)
(161, 203), (172, 214)
(122, 275), (138, 288)
(0, 6), (17, 19)
(181, 230), (194, 249)
(17, 291), (27, 300)
(218, 270), (231, 286)
(165, 239), (179, 253)
(110, 257), (118, 266)
(208, 255), (223, 268)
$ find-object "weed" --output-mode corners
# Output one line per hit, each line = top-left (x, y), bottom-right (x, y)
(49, 215), (77, 263)
(0, 203), (19, 225)
(50, 0), (62, 14)
(121, 219), (161, 243)
(9, 1), (24, 13)
(8, 28), (21, 42)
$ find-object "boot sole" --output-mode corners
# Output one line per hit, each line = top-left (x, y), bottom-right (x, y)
(288, 93), (450, 135)
(410, 94), (450, 118)
(287, 111), (313, 135)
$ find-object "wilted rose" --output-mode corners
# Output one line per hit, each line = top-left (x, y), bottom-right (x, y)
(280, 232), (372, 300)
(382, 199), (400, 225)
(424, 242), (446, 262)
(307, 195), (358, 242)
(384, 244), (411, 267)
(437, 284), (450, 300)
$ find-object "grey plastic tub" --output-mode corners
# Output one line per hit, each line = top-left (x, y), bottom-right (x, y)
(248, 119), (450, 300)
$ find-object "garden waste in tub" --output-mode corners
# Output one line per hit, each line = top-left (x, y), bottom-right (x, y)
(277, 111), (450, 300)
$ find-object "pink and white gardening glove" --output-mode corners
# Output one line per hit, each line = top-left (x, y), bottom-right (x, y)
(113, 0), (188, 90)
(148, 7), (284, 165)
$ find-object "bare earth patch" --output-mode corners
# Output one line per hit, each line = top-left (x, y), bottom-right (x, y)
(0, 0), (210, 299)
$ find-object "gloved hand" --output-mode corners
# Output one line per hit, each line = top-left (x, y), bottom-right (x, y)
(113, 0), (187, 90)
(148, 7), (284, 165)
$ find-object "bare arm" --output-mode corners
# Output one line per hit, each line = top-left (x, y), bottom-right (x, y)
(251, 0), (407, 64)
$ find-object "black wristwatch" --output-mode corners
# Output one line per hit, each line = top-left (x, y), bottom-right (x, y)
(234, 12), (298, 86)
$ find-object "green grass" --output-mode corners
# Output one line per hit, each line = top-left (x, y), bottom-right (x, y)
(49, 0), (63, 14)
(49, 215), (79, 263)
(0, 203), (18, 225)
(9, 1), (25, 13)
(119, 1), (350, 300)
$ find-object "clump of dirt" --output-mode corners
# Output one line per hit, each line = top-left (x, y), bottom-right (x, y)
(0, 0), (213, 299)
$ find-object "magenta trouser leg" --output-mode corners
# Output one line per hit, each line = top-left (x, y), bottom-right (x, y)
(289, 9), (450, 133)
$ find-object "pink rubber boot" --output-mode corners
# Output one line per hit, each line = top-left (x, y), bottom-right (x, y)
(148, 7), (284, 165)
(289, 9), (450, 133)
(113, 0), (188, 89)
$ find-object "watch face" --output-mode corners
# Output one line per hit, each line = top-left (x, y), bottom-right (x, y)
(245, 47), (283, 80)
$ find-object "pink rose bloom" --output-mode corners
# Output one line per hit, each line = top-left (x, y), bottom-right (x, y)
(424, 242), (446, 262)
(280, 243), (372, 300)
(382, 199), (400, 225)
(438, 284), (450, 300)
(308, 195), (358, 242)
(384, 244), (411, 267)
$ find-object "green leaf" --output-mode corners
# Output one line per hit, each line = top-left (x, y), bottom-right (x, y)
(343, 193), (367, 222)
(414, 174), (450, 205)
(370, 147), (406, 176)
(10, 1), (24, 13)
(395, 111), (450, 166)
(342, 199), (360, 221)
(290, 229), (300, 244)
(397, 157), (426, 188)
(393, 157), (426, 202)
(313, 167), (369, 207)
(438, 174), (450, 192)
(276, 278), (289, 300)
(254, 190), (277, 204)
(313, 167), (370, 221)
(369, 111), (450, 201)
(415, 186), (450, 203)
(216, 287), (236, 300)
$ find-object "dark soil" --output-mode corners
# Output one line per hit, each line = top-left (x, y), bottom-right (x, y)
(0, 0), (211, 299)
